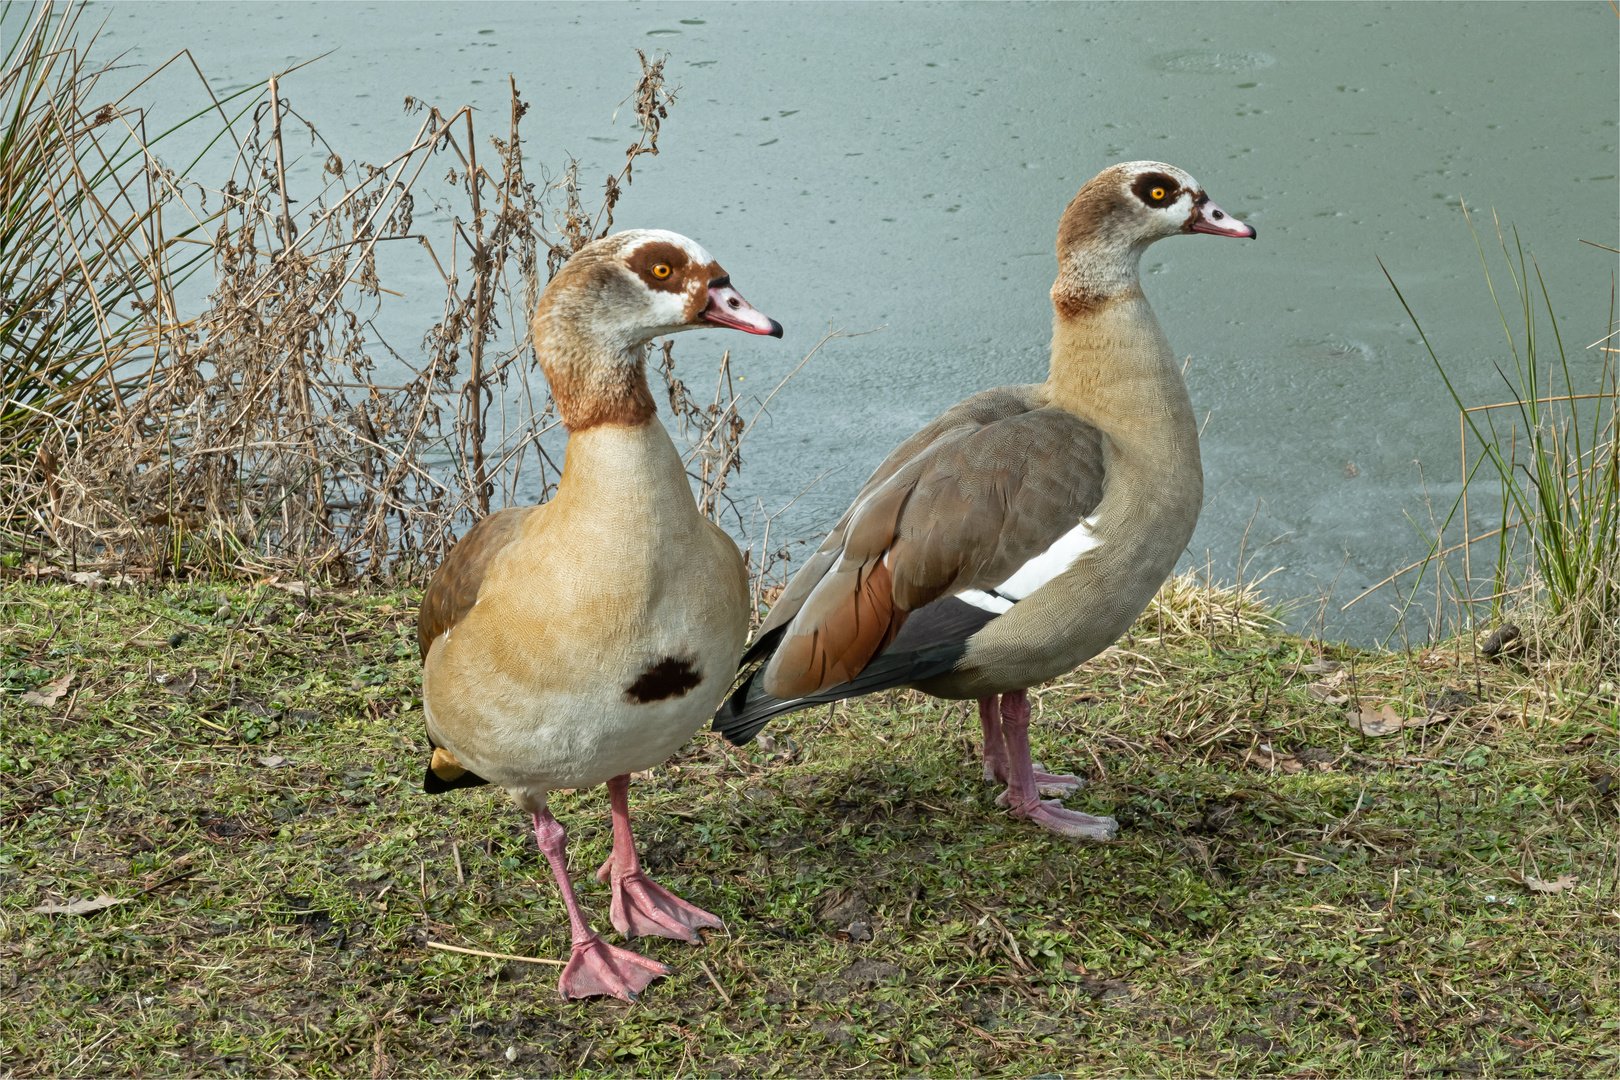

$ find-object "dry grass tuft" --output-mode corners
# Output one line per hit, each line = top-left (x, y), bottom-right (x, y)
(0, 4), (253, 480)
(1138, 565), (1285, 648)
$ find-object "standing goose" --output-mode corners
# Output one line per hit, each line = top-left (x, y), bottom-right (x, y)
(715, 162), (1254, 840)
(419, 229), (781, 1001)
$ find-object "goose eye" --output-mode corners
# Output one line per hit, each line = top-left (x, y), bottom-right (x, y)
(651, 264), (672, 280)
(1149, 187), (1166, 201)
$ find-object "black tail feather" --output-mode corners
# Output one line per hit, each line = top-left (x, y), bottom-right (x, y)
(738, 623), (790, 669)
(422, 765), (490, 794)
(712, 642), (968, 746)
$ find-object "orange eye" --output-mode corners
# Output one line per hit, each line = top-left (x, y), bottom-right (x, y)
(651, 264), (672, 279)
(1149, 187), (1166, 201)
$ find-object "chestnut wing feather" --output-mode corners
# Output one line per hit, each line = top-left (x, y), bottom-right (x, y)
(758, 388), (1106, 699)
(749, 385), (1043, 652)
(417, 506), (533, 662)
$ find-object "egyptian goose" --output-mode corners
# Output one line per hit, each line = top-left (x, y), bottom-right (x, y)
(715, 162), (1254, 840)
(417, 229), (781, 1001)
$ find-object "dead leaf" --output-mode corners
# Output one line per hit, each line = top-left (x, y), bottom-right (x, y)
(1308, 683), (1351, 705)
(68, 570), (105, 588)
(1293, 860), (1308, 876)
(32, 893), (132, 916)
(1509, 871), (1578, 895)
(22, 673), (73, 707)
(1347, 704), (1405, 737)
(256, 755), (289, 768)
(1242, 747), (1304, 774)
(1480, 623), (1520, 657)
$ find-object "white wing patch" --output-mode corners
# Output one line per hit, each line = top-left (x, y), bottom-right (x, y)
(995, 515), (1102, 599)
(958, 590), (1014, 614)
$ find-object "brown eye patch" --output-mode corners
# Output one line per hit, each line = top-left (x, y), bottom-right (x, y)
(1131, 172), (1180, 208)
(625, 241), (690, 293)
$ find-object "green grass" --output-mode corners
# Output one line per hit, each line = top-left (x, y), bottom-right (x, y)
(3, 573), (1618, 1077)
(1382, 214), (1619, 666)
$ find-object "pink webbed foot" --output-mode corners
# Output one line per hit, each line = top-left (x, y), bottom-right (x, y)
(594, 857), (722, 942)
(558, 932), (669, 1002)
(1005, 796), (1120, 841)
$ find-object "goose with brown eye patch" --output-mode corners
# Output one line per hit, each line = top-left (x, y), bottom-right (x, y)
(715, 161), (1256, 850)
(416, 227), (782, 1002)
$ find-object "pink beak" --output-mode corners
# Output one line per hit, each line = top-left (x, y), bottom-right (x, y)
(1188, 197), (1257, 239)
(701, 278), (783, 337)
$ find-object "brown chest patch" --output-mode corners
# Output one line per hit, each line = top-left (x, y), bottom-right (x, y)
(625, 656), (704, 703)
(1052, 286), (1111, 321)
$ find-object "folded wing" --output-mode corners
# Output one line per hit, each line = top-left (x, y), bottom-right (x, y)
(417, 505), (534, 790)
(716, 386), (1107, 744)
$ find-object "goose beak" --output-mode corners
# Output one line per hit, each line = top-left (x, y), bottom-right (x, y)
(701, 278), (784, 337)
(1188, 197), (1257, 239)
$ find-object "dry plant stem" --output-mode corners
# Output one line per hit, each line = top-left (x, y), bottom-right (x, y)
(423, 941), (564, 967)
(462, 108), (491, 517)
(4, 41), (821, 603)
(8, 55), (659, 581)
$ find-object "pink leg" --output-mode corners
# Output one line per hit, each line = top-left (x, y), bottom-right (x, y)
(982, 695), (1083, 797)
(979, 696), (1009, 783)
(995, 690), (1118, 841)
(591, 774), (722, 942)
(531, 809), (667, 1001)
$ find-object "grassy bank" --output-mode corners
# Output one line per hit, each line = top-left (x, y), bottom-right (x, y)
(2, 571), (1618, 1079)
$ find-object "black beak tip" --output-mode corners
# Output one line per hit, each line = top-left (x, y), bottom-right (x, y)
(768, 319), (784, 339)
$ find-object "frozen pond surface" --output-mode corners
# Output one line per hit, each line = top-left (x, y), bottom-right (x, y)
(92, 1), (1619, 642)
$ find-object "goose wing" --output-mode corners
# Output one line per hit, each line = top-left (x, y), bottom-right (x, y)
(717, 386), (1106, 743)
(416, 505), (535, 791)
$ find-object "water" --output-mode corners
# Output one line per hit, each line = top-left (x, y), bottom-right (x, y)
(91, 1), (1619, 643)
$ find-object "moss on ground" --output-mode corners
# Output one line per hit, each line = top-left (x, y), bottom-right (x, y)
(2, 572), (1618, 1077)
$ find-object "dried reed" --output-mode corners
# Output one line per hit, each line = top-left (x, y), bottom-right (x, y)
(4, 34), (811, 602)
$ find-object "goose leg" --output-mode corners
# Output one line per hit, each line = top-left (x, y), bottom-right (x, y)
(979, 696), (1009, 783)
(592, 774), (722, 942)
(994, 690), (1119, 841)
(981, 693), (1085, 797)
(532, 809), (667, 1001)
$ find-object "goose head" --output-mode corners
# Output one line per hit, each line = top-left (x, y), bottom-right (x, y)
(1053, 161), (1255, 314)
(536, 229), (781, 355)
(533, 229), (781, 429)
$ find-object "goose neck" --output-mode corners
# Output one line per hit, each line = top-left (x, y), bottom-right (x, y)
(1051, 240), (1148, 318)
(538, 335), (658, 432)
(1042, 288), (1192, 454)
